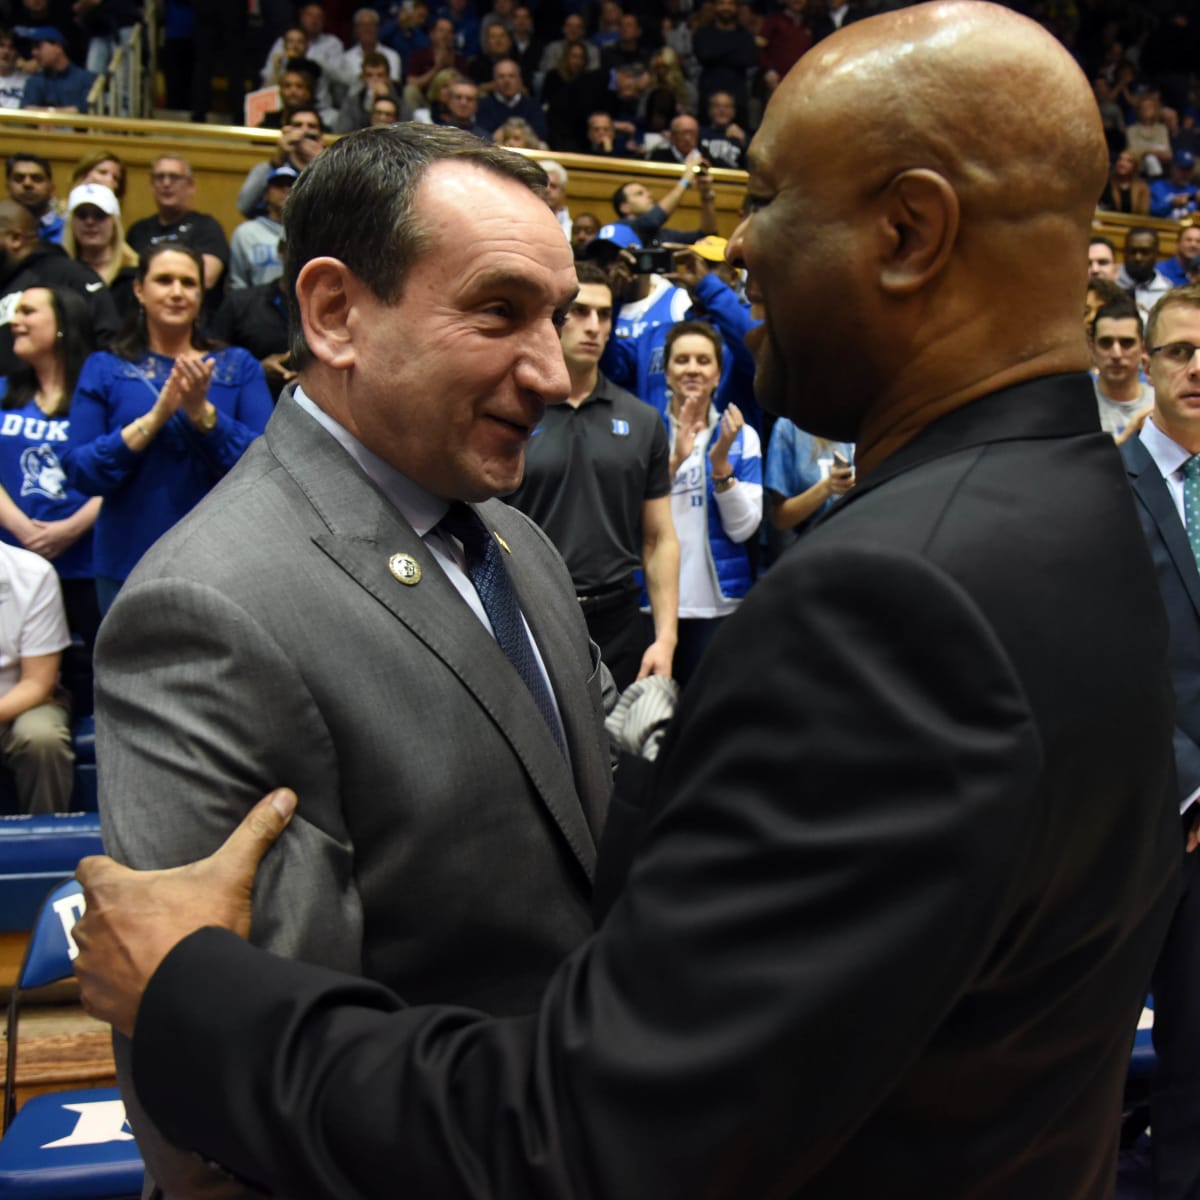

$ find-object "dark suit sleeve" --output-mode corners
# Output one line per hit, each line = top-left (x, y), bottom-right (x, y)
(132, 544), (1043, 1200)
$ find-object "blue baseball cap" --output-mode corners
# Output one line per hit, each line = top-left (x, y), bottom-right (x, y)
(25, 26), (65, 45)
(1173, 149), (1196, 171)
(584, 222), (641, 260)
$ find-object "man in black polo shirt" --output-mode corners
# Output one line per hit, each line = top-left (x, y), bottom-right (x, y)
(507, 262), (678, 690)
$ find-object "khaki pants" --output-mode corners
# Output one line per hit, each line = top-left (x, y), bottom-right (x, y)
(0, 703), (74, 814)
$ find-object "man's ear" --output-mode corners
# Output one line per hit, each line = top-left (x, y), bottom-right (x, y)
(295, 257), (359, 370)
(877, 168), (959, 296)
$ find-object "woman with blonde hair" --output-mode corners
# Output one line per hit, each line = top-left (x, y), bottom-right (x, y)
(61, 183), (139, 322)
(649, 45), (696, 115)
(493, 117), (546, 149)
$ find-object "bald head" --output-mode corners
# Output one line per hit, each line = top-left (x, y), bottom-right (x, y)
(0, 199), (36, 246)
(732, 1), (1105, 459)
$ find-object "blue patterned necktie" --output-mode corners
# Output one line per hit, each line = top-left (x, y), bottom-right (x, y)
(1185, 456), (1200, 572)
(439, 503), (566, 757)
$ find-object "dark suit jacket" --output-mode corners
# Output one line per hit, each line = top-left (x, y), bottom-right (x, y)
(131, 374), (1181, 1199)
(1123, 434), (1200, 794)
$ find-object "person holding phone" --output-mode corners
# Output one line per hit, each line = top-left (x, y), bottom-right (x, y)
(63, 244), (272, 612)
(764, 416), (854, 545)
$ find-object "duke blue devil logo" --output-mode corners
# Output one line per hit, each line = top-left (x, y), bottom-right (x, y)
(20, 444), (67, 500)
(612, 419), (630, 437)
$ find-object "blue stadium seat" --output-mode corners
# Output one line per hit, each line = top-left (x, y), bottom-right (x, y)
(0, 879), (143, 1198)
(0, 815), (103, 934)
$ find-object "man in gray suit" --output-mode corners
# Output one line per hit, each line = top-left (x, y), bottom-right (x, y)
(94, 126), (613, 1197)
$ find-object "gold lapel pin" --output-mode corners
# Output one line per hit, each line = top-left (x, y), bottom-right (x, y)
(388, 553), (422, 585)
(494, 533), (511, 554)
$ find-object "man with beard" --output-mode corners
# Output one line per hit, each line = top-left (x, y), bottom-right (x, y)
(73, 5), (1182, 1196)
(1121, 226), (1174, 322)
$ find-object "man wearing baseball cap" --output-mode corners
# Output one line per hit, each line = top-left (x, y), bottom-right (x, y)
(19, 26), (95, 113)
(1150, 149), (1199, 220)
(228, 164), (297, 290)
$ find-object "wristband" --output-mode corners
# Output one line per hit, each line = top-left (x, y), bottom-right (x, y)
(711, 472), (734, 484)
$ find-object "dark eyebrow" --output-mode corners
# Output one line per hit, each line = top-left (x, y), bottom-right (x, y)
(468, 269), (557, 301)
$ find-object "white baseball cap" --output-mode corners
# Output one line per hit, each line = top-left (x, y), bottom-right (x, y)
(67, 182), (120, 218)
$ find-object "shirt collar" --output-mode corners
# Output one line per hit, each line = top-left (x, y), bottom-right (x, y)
(1141, 412), (1193, 479)
(292, 385), (448, 535)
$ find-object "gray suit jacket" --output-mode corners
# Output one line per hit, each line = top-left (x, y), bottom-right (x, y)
(96, 393), (612, 1197)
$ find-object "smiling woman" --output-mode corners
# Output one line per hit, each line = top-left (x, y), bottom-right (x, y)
(60, 183), (139, 322)
(663, 320), (761, 684)
(62, 245), (273, 613)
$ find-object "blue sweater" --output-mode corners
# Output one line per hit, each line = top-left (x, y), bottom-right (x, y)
(64, 348), (272, 580)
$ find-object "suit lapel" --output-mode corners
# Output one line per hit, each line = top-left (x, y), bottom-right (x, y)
(264, 396), (598, 879)
(1124, 436), (1200, 620)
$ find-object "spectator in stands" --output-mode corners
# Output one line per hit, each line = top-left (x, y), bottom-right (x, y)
(1159, 220), (1200, 287)
(70, 150), (126, 203)
(592, 0), (623, 50)
(370, 94), (400, 126)
(0, 287), (100, 654)
(647, 113), (701, 165)
(1121, 227), (1174, 322)
(405, 18), (469, 114)
(601, 13), (655, 74)
(572, 212), (600, 256)
(76, 0), (138, 109)
(609, 64), (652, 152)
(699, 89), (745, 168)
(1092, 77), (1125, 159)
(1084, 276), (1125, 332)
(228, 166), (295, 291)
(662, 319), (760, 685)
(262, 3), (344, 85)
(507, 5), (541, 90)
(63, 244), (272, 612)
(60, 183), (137, 321)
(0, 29), (27, 109)
(692, 0), (757, 122)
(126, 156), (229, 297)
(437, 0), (482, 58)
(492, 116), (544, 148)
(258, 61), (330, 129)
(585, 110), (628, 158)
(1088, 236), (1120, 282)
(541, 159), (571, 242)
(190, 0), (248, 126)
(334, 52), (402, 133)
(238, 105), (326, 218)
(1098, 150), (1150, 215)
(337, 9), (403, 91)
(612, 171), (716, 244)
(0, 537), (73, 813)
(1089, 297), (1154, 440)
(7, 154), (62, 245)
(478, 58), (545, 140)
(1127, 95), (1173, 179)
(0, 202), (118, 376)
(647, 45), (696, 120)
(758, 0), (814, 98)
(381, 1), (430, 72)
(538, 14), (600, 84)
(764, 418), (854, 546)
(543, 48), (607, 153)
(260, 28), (336, 125)
(586, 223), (689, 342)
(1150, 150), (1199, 220)
(507, 262), (678, 690)
(436, 76), (487, 138)
(468, 22), (514, 86)
(210, 265), (291, 401)
(20, 26), (94, 113)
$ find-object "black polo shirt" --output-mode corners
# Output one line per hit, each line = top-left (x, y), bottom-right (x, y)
(507, 373), (669, 593)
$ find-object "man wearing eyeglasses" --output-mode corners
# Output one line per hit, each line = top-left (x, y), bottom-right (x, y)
(1089, 296), (1154, 439)
(126, 156), (229, 297)
(1122, 283), (1200, 1200)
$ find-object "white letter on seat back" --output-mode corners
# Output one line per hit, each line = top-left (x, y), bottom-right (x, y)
(41, 1100), (135, 1148)
(51, 893), (86, 961)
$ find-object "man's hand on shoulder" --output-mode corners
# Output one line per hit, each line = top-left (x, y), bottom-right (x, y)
(73, 789), (298, 1038)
